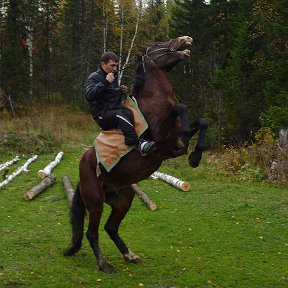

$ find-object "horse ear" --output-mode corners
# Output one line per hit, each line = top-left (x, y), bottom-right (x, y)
(137, 44), (147, 52)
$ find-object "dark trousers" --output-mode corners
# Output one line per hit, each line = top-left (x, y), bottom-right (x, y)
(96, 107), (139, 145)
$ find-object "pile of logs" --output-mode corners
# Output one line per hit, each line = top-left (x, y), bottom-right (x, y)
(23, 152), (63, 201)
(21, 152), (75, 206)
(1, 152), (192, 212)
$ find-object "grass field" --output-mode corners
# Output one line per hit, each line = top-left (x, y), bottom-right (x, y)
(0, 109), (287, 287)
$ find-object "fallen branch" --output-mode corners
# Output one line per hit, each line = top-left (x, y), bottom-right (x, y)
(151, 171), (190, 192)
(38, 151), (64, 179)
(131, 183), (157, 211)
(0, 155), (38, 189)
(62, 175), (75, 206)
(0, 156), (20, 172)
(23, 173), (56, 201)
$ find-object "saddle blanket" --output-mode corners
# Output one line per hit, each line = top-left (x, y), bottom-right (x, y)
(94, 97), (148, 172)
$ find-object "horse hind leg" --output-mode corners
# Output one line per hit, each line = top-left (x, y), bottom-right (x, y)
(63, 182), (86, 256)
(104, 186), (141, 264)
(84, 180), (115, 273)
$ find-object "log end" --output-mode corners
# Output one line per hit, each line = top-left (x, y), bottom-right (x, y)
(37, 170), (47, 179)
(23, 191), (35, 201)
(181, 182), (191, 192)
(149, 203), (157, 211)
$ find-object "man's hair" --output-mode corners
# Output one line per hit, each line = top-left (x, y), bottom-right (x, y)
(101, 51), (119, 64)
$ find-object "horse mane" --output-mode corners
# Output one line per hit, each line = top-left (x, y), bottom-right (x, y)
(132, 56), (145, 97)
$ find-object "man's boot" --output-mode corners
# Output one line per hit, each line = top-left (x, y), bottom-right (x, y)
(138, 139), (156, 156)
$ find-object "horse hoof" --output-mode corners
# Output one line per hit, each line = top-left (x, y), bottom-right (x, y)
(188, 150), (202, 168)
(99, 262), (115, 274)
(63, 247), (78, 256)
(123, 251), (141, 264)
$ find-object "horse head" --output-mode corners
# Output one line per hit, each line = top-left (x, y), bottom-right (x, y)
(142, 36), (193, 71)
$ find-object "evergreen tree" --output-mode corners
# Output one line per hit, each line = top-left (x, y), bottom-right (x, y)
(169, 0), (213, 120)
(1, 0), (29, 102)
(251, 0), (288, 132)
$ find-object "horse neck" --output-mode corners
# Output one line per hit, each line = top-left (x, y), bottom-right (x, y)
(138, 65), (175, 106)
(137, 65), (178, 142)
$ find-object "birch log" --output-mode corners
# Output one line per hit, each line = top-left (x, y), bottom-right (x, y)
(0, 156), (20, 172)
(151, 171), (190, 192)
(0, 155), (38, 189)
(62, 175), (74, 206)
(38, 151), (64, 179)
(23, 173), (56, 200)
(131, 183), (157, 211)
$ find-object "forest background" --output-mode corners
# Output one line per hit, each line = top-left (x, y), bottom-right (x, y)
(0, 0), (287, 149)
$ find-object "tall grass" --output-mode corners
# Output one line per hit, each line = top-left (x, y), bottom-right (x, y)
(0, 105), (97, 154)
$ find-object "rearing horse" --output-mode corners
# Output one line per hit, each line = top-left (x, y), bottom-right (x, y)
(64, 36), (208, 273)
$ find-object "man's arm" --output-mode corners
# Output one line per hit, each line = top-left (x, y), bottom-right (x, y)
(85, 72), (111, 102)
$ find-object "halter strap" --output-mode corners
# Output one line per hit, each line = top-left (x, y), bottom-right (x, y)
(119, 39), (177, 74)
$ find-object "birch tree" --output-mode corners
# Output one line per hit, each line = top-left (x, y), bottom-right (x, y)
(118, 0), (142, 84)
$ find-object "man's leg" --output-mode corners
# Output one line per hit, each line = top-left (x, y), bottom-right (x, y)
(99, 108), (156, 155)
(115, 108), (139, 145)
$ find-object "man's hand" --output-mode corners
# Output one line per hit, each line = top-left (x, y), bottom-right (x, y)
(120, 85), (128, 94)
(106, 72), (115, 83)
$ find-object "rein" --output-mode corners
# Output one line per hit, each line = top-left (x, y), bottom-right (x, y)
(119, 39), (177, 74)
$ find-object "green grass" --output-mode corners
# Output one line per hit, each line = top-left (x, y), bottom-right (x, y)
(0, 146), (287, 288)
(0, 108), (287, 287)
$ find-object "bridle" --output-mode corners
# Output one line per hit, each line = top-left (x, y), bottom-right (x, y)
(119, 39), (178, 74)
(142, 39), (177, 72)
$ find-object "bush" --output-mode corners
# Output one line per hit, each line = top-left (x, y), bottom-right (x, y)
(0, 130), (60, 154)
(209, 127), (288, 183)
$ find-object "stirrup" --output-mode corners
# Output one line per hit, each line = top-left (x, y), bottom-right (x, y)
(138, 140), (156, 156)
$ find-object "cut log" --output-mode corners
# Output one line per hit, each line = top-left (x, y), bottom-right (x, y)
(62, 175), (75, 206)
(151, 171), (190, 192)
(0, 155), (38, 189)
(131, 183), (157, 211)
(23, 173), (56, 201)
(38, 151), (64, 179)
(2, 166), (9, 180)
(0, 156), (20, 172)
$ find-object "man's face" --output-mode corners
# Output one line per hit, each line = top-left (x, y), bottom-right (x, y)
(101, 60), (118, 74)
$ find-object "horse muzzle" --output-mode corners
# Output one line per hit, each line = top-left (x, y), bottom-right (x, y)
(178, 49), (191, 59)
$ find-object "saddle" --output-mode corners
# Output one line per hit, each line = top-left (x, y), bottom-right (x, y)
(94, 97), (148, 172)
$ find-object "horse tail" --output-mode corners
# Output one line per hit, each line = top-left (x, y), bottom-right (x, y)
(63, 182), (86, 256)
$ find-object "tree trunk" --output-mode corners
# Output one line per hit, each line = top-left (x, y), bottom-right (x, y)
(0, 155), (38, 189)
(131, 183), (157, 211)
(38, 151), (64, 179)
(23, 173), (56, 201)
(151, 171), (190, 192)
(62, 175), (74, 206)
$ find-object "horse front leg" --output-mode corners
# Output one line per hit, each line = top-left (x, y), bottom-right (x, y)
(172, 103), (191, 156)
(188, 118), (208, 167)
(104, 186), (141, 264)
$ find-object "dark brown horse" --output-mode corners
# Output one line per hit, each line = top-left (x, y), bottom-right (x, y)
(64, 36), (208, 273)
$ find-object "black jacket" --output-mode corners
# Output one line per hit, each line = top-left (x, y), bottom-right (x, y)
(85, 67), (124, 119)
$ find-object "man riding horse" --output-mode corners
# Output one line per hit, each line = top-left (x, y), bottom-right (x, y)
(64, 36), (208, 273)
(85, 51), (156, 156)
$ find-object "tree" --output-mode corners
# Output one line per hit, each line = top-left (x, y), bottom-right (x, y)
(251, 0), (288, 132)
(1, 0), (30, 104)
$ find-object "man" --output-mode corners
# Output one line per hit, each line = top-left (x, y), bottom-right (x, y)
(85, 51), (156, 156)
